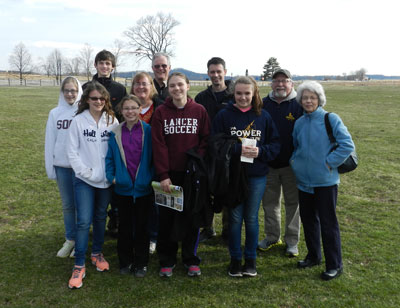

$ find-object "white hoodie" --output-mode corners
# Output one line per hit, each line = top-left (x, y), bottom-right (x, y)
(44, 77), (83, 180)
(67, 109), (118, 188)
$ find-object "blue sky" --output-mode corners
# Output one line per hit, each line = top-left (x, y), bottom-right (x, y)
(1, 0), (399, 76)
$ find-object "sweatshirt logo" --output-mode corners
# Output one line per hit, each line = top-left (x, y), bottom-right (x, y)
(83, 129), (96, 137)
(230, 120), (261, 141)
(57, 119), (72, 129)
(164, 118), (198, 134)
(286, 112), (295, 121)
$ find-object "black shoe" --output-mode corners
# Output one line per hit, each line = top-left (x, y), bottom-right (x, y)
(134, 266), (148, 278)
(242, 259), (257, 277)
(228, 259), (242, 277)
(119, 264), (132, 275)
(199, 228), (216, 243)
(321, 267), (343, 281)
(297, 258), (321, 269)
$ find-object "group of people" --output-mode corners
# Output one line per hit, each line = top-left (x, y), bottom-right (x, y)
(45, 50), (355, 289)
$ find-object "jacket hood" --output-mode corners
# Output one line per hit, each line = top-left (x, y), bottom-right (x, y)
(58, 76), (83, 108)
(164, 96), (196, 109)
(268, 88), (297, 103)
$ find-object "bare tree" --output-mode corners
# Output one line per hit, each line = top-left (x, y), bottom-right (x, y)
(64, 57), (82, 76)
(111, 39), (127, 79)
(80, 43), (94, 81)
(123, 12), (180, 61)
(8, 42), (32, 85)
(48, 49), (64, 85)
(355, 68), (367, 81)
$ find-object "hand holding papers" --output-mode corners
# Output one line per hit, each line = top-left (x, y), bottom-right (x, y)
(152, 181), (184, 212)
(240, 138), (258, 163)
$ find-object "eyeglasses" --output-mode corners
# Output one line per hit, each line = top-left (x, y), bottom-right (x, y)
(272, 79), (291, 84)
(122, 106), (140, 111)
(302, 95), (318, 101)
(134, 82), (150, 87)
(153, 64), (168, 69)
(88, 96), (106, 102)
(63, 89), (78, 94)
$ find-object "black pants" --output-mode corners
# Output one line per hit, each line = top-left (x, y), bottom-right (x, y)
(116, 193), (152, 269)
(157, 171), (200, 267)
(157, 205), (200, 267)
(299, 185), (342, 271)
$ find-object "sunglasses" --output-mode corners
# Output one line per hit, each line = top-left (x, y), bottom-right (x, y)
(88, 96), (106, 102)
(153, 64), (168, 69)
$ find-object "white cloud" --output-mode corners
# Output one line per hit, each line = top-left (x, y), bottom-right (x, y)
(21, 17), (36, 23)
(32, 40), (84, 50)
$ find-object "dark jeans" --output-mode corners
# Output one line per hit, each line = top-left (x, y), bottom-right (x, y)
(116, 193), (152, 269)
(299, 185), (342, 271)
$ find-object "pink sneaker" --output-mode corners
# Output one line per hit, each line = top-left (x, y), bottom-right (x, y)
(68, 266), (85, 289)
(91, 253), (109, 272)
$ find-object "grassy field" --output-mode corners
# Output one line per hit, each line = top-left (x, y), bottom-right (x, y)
(0, 82), (399, 307)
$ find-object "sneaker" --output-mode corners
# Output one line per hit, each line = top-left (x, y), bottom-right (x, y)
(258, 238), (283, 251)
(185, 265), (201, 277)
(286, 245), (299, 257)
(228, 259), (243, 277)
(159, 265), (175, 278)
(119, 264), (132, 275)
(134, 266), (148, 278)
(69, 248), (75, 258)
(57, 240), (75, 258)
(149, 241), (156, 254)
(68, 266), (85, 289)
(199, 228), (216, 243)
(242, 259), (257, 277)
(91, 253), (109, 272)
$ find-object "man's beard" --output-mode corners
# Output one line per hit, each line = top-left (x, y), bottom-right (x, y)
(274, 89), (288, 98)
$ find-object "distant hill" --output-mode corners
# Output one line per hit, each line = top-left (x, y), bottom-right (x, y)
(115, 69), (400, 81)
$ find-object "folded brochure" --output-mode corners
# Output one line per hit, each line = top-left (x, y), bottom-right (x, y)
(152, 181), (184, 212)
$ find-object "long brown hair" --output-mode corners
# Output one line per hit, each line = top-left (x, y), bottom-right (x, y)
(76, 81), (115, 125)
(233, 76), (262, 116)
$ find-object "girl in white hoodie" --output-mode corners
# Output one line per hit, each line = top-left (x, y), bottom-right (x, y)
(45, 76), (83, 258)
(67, 81), (119, 289)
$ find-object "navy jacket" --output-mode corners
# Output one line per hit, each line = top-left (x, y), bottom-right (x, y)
(212, 102), (280, 177)
(263, 91), (303, 168)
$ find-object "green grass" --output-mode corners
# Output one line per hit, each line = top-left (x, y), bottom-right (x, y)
(0, 83), (399, 307)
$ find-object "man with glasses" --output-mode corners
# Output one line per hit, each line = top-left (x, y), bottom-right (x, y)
(151, 52), (171, 101)
(83, 50), (127, 237)
(258, 69), (303, 257)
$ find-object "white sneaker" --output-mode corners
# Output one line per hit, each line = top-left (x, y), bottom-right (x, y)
(149, 241), (156, 254)
(69, 248), (75, 258)
(57, 240), (75, 258)
(286, 244), (299, 257)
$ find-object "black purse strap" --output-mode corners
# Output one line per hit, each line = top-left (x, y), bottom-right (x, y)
(324, 112), (336, 144)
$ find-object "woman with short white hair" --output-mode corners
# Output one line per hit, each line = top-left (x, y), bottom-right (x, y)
(291, 80), (355, 280)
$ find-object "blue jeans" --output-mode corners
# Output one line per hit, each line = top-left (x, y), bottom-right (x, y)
(55, 167), (76, 241)
(73, 177), (111, 266)
(229, 175), (267, 260)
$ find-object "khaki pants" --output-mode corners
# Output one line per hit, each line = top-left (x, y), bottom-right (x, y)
(261, 166), (300, 246)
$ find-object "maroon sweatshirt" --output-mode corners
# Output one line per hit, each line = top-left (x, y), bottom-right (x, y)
(151, 97), (210, 181)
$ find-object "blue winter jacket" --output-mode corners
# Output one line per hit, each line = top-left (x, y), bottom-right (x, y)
(212, 102), (281, 177)
(290, 107), (355, 193)
(105, 121), (154, 198)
